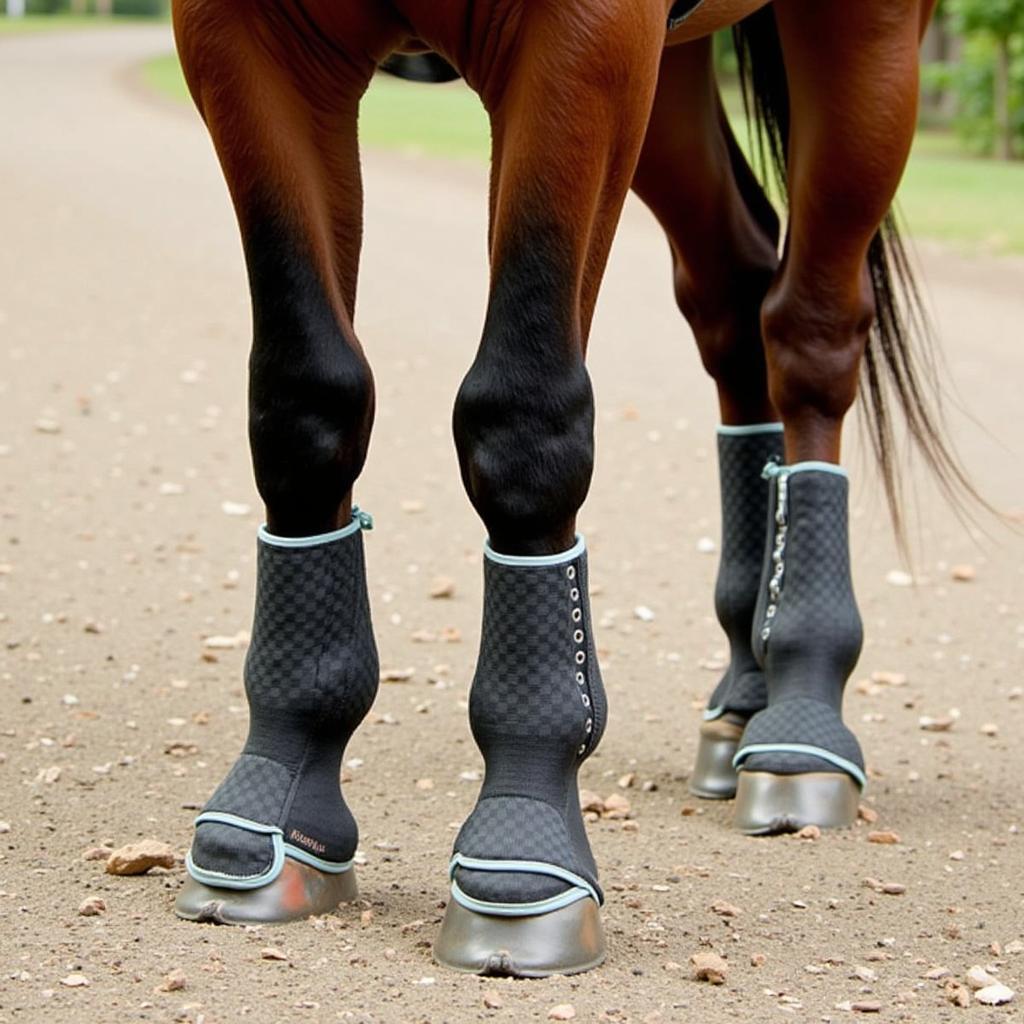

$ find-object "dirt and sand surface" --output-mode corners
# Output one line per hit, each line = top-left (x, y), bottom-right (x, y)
(1, 24), (1023, 1024)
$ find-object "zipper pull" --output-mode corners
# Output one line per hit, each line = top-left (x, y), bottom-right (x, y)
(352, 507), (374, 531)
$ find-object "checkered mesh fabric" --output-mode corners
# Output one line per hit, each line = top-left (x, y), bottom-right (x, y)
(454, 545), (604, 907)
(188, 525), (378, 879)
(706, 428), (783, 717)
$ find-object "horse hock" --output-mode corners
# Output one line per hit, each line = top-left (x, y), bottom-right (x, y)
(434, 539), (607, 976)
(176, 513), (377, 923)
(733, 463), (865, 833)
(691, 422), (784, 799)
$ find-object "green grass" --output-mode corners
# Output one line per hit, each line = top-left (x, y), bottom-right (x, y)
(142, 52), (1024, 255)
(0, 13), (153, 34)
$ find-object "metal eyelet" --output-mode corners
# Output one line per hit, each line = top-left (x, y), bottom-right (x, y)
(576, 671), (585, 685)
(578, 743), (587, 756)
(575, 651), (586, 665)
(570, 587), (580, 601)
(573, 629), (584, 644)
(566, 565), (576, 580)
(581, 693), (591, 708)
(585, 718), (593, 733)
(572, 608), (582, 623)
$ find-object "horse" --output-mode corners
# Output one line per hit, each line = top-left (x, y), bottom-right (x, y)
(170, 0), (958, 977)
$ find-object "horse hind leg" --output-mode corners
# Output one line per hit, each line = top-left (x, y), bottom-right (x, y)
(630, 40), (782, 800)
(434, 1), (664, 977)
(731, 0), (924, 833)
(171, 3), (384, 923)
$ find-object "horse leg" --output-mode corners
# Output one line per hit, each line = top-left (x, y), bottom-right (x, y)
(434, 2), (664, 976)
(631, 40), (782, 799)
(171, 2), (390, 921)
(732, 0), (924, 833)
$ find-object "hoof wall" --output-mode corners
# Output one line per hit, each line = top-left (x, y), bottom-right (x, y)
(733, 771), (859, 835)
(174, 859), (358, 925)
(434, 897), (605, 977)
(689, 717), (744, 799)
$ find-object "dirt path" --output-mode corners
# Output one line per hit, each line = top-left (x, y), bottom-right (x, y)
(1, 26), (1022, 1024)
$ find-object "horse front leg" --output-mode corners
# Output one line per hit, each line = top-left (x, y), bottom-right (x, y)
(171, 2), (392, 922)
(433, 1), (664, 977)
(731, 0), (924, 833)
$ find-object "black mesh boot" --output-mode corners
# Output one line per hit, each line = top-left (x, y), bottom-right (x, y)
(733, 464), (865, 833)
(434, 537), (607, 977)
(691, 423), (784, 799)
(176, 510), (378, 923)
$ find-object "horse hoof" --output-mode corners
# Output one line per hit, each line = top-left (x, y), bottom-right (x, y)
(433, 897), (606, 977)
(689, 716), (745, 799)
(733, 771), (859, 835)
(174, 858), (358, 925)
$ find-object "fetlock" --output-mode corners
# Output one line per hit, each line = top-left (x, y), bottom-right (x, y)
(705, 424), (784, 720)
(187, 511), (378, 886)
(451, 537), (605, 912)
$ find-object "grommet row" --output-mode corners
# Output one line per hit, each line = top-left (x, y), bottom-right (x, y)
(760, 471), (790, 645)
(568, 560), (593, 757)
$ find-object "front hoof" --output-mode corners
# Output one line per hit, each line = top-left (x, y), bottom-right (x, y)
(689, 716), (745, 799)
(434, 897), (606, 978)
(733, 771), (860, 835)
(174, 859), (359, 925)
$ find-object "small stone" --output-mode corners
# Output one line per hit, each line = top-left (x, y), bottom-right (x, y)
(975, 984), (1015, 1006)
(220, 500), (251, 516)
(980, 723), (999, 737)
(601, 793), (631, 820)
(633, 605), (655, 622)
(881, 882), (906, 895)
(360, 909), (374, 925)
(696, 537), (716, 554)
(949, 849), (965, 861)
(260, 947), (288, 962)
(795, 825), (821, 840)
(711, 900), (742, 918)
(78, 896), (106, 917)
(429, 577), (456, 599)
(966, 966), (998, 990)
(691, 952), (728, 985)
(60, 974), (89, 988)
(1005, 940), (1024, 955)
(853, 966), (878, 983)
(858, 804), (879, 824)
(105, 839), (177, 875)
(483, 991), (503, 1009)
(579, 789), (605, 814)
(950, 564), (976, 582)
(919, 715), (955, 732)
(870, 670), (907, 687)
(381, 667), (415, 683)
(548, 1005), (576, 1021)
(82, 845), (113, 862)
(922, 966), (951, 981)
(0, 821), (10, 834)
(943, 980), (971, 1008)
(203, 630), (249, 650)
(751, 953), (767, 967)
(156, 969), (187, 993)
(851, 1002), (882, 1014)
(617, 772), (636, 789)
(415, 778), (434, 791)
(868, 830), (901, 845)
(885, 570), (914, 587)
(35, 418), (62, 434)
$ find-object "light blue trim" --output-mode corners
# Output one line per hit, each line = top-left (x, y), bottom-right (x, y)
(733, 742), (867, 789)
(450, 878), (593, 918)
(258, 507), (372, 549)
(785, 461), (847, 478)
(283, 844), (354, 875)
(702, 705), (726, 722)
(484, 534), (586, 568)
(186, 812), (285, 890)
(717, 422), (784, 437)
(448, 854), (600, 917)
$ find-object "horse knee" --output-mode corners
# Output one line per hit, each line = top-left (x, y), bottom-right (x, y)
(453, 350), (594, 553)
(761, 274), (875, 425)
(247, 213), (374, 533)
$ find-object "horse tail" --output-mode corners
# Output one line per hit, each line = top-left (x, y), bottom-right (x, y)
(379, 52), (461, 84)
(732, 7), (986, 544)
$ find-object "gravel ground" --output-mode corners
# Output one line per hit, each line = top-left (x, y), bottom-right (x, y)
(1, 25), (1022, 1024)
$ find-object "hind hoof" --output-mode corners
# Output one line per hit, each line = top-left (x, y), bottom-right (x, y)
(733, 771), (859, 835)
(689, 716), (745, 799)
(174, 859), (358, 925)
(433, 897), (605, 977)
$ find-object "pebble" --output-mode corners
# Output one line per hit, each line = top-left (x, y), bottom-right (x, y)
(601, 793), (632, 820)
(381, 667), (415, 683)
(633, 605), (655, 622)
(696, 537), (716, 554)
(105, 839), (177, 875)
(156, 969), (187, 993)
(691, 952), (728, 985)
(260, 947), (289, 962)
(711, 900), (743, 918)
(795, 825), (821, 840)
(870, 670), (907, 687)
(867, 831), (901, 845)
(919, 715), (955, 732)
(203, 630), (249, 650)
(858, 805), (879, 824)
(850, 1002), (882, 1013)
(966, 966), (998, 990)
(950, 564), (976, 582)
(35, 418), (62, 434)
(548, 1005), (576, 1021)
(415, 778), (435, 791)
(943, 981), (971, 1008)
(980, 723), (999, 737)
(579, 790), (605, 814)
(483, 991), (503, 1009)
(885, 570), (914, 587)
(77, 896), (106, 916)
(0, 821), (9, 834)
(617, 772), (636, 789)
(82, 845), (113, 862)
(220, 501), (251, 516)
(975, 984), (1015, 1006)
(429, 576), (456, 599)
(60, 974), (89, 988)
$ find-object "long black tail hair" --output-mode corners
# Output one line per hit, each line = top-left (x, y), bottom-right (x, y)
(732, 8), (983, 544)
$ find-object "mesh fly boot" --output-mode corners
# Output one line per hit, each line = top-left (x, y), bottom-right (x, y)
(434, 537), (607, 977)
(176, 510), (378, 924)
(691, 423), (784, 799)
(733, 463), (865, 834)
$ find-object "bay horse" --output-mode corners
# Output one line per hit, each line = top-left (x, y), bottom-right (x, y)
(171, 0), (958, 977)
